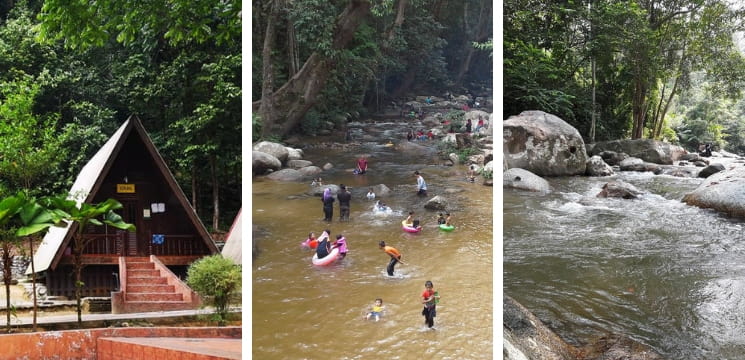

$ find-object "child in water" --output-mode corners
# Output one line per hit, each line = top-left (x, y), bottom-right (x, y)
(445, 212), (452, 226)
(332, 234), (348, 258)
(365, 298), (385, 321)
(367, 188), (376, 200)
(437, 213), (446, 225)
(303, 232), (318, 249)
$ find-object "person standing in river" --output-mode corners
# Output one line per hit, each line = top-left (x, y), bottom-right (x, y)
(338, 184), (352, 221)
(322, 188), (335, 222)
(379, 241), (403, 276)
(414, 171), (428, 196)
(421, 280), (439, 328)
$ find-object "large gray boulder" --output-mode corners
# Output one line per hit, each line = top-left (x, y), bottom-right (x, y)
(585, 155), (614, 177)
(297, 166), (323, 177)
(503, 111), (587, 176)
(265, 168), (304, 182)
(308, 184), (342, 197)
(504, 295), (576, 360)
(253, 141), (290, 164)
(287, 159), (313, 169)
(597, 180), (644, 199)
(698, 163), (725, 178)
(253, 151), (282, 175)
(683, 165), (745, 218)
(503, 168), (550, 192)
(424, 195), (449, 210)
(504, 295), (664, 360)
(590, 139), (686, 165)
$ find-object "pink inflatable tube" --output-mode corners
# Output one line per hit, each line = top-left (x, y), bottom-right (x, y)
(312, 247), (340, 266)
(401, 220), (422, 233)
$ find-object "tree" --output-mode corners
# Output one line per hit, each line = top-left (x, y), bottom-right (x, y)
(186, 254), (241, 326)
(44, 197), (135, 327)
(256, 0), (372, 138)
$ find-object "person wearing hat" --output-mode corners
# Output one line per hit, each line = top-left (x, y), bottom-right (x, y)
(337, 184), (352, 221)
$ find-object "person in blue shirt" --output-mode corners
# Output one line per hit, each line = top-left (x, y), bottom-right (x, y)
(414, 171), (427, 196)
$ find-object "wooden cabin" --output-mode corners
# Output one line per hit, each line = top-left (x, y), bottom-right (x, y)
(28, 115), (218, 311)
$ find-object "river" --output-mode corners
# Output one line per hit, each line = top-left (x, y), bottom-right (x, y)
(252, 121), (494, 359)
(504, 166), (745, 359)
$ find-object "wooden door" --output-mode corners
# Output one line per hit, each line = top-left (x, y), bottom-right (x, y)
(120, 200), (144, 256)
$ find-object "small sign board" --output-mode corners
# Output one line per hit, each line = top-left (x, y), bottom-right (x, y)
(117, 184), (136, 193)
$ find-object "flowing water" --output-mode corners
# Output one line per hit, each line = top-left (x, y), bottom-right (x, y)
(504, 167), (745, 359)
(252, 121), (493, 359)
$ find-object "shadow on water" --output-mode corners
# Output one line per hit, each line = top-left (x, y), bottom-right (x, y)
(253, 121), (493, 359)
(504, 171), (745, 359)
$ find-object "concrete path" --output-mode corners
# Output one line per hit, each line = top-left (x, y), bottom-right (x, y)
(0, 307), (241, 327)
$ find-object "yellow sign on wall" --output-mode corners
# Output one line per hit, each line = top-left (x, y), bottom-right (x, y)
(117, 184), (136, 193)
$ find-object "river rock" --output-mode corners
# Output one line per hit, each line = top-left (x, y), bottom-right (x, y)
(448, 153), (460, 165)
(265, 168), (304, 182)
(503, 168), (550, 192)
(503, 111), (587, 176)
(308, 184), (341, 197)
(323, 163), (334, 170)
(372, 184), (392, 198)
(253, 141), (289, 164)
(659, 166), (698, 178)
(297, 166), (322, 177)
(503, 295), (577, 360)
(590, 139), (686, 165)
(287, 147), (304, 161)
(424, 195), (449, 210)
(618, 157), (661, 173)
(698, 163), (725, 178)
(287, 159), (313, 169)
(683, 165), (745, 218)
(253, 151), (282, 175)
(597, 181), (643, 199)
(679, 153), (707, 163)
(597, 150), (629, 166)
(586, 156), (614, 177)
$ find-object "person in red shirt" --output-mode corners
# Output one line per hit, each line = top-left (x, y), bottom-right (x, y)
(421, 280), (439, 328)
(356, 155), (368, 174)
(379, 241), (403, 276)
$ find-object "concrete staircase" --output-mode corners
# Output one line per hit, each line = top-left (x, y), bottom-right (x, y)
(111, 256), (201, 314)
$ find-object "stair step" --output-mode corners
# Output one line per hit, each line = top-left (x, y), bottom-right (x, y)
(127, 269), (160, 277)
(126, 262), (155, 270)
(127, 284), (175, 293)
(127, 277), (168, 285)
(126, 293), (184, 302)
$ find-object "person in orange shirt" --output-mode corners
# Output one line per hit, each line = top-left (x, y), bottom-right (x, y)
(379, 241), (403, 276)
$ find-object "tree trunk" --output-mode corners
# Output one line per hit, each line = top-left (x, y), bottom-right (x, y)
(631, 78), (648, 139)
(210, 155), (219, 231)
(191, 164), (198, 212)
(257, 0), (371, 137)
(386, 0), (408, 41)
(75, 246), (82, 327)
(258, 0), (279, 138)
(29, 237), (36, 331)
(2, 242), (10, 333)
(454, 0), (491, 87)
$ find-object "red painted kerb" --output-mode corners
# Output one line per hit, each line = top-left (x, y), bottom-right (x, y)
(0, 326), (241, 359)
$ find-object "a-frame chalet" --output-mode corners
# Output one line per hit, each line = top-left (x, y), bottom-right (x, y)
(28, 115), (218, 313)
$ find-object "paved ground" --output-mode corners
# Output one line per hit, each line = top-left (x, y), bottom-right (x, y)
(0, 308), (231, 327)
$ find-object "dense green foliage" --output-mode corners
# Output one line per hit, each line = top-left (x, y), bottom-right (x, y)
(253, 0), (493, 138)
(186, 254), (241, 325)
(0, 1), (241, 230)
(504, 0), (745, 153)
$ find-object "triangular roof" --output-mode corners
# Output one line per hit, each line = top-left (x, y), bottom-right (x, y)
(28, 115), (217, 274)
(220, 209), (242, 265)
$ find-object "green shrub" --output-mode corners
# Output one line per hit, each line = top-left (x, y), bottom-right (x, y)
(186, 255), (241, 325)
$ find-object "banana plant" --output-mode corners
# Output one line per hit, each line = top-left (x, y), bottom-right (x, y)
(45, 196), (135, 326)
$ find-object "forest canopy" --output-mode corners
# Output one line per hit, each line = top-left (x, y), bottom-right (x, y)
(252, 0), (493, 139)
(504, 0), (745, 154)
(0, 0), (241, 231)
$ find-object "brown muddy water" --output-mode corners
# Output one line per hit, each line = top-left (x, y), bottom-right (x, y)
(252, 132), (493, 359)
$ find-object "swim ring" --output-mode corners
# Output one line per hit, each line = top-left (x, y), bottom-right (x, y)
(312, 247), (340, 266)
(402, 220), (422, 233)
(301, 237), (318, 249)
(438, 224), (455, 231)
